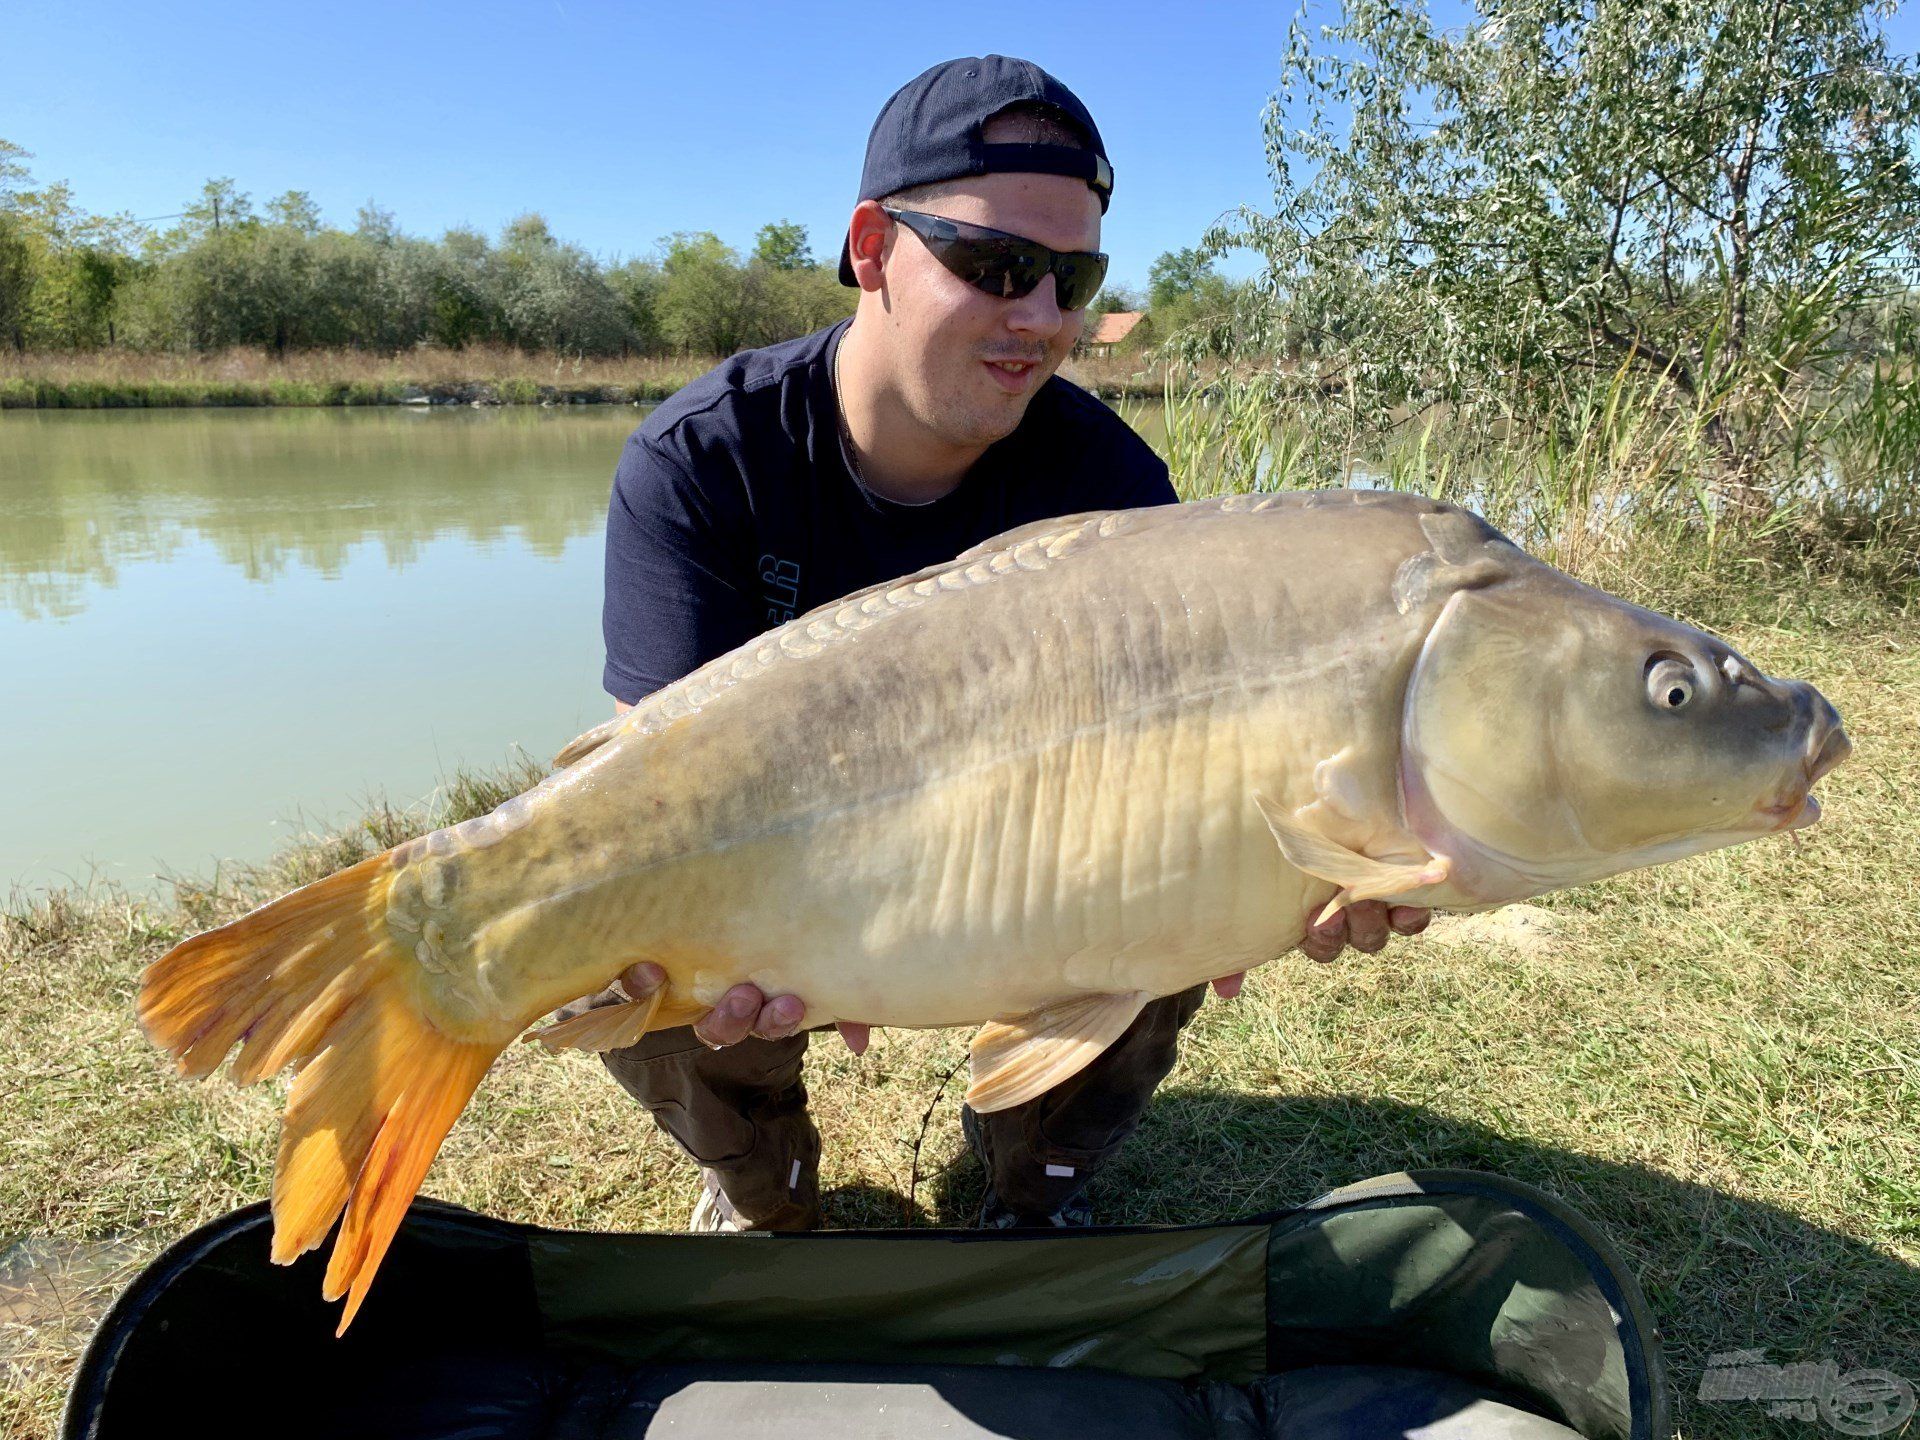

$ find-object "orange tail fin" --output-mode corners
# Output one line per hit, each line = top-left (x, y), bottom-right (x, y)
(138, 853), (502, 1335)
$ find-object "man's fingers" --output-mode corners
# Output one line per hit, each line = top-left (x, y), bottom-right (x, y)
(1388, 905), (1432, 935)
(1210, 971), (1246, 1000)
(616, 961), (666, 1000)
(836, 1021), (871, 1055)
(1299, 908), (1348, 964)
(693, 983), (764, 1047)
(751, 993), (806, 1041)
(1345, 900), (1391, 954)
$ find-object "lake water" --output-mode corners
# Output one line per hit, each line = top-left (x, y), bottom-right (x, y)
(1, 407), (647, 895)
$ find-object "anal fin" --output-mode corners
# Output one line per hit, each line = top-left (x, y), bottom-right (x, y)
(1254, 791), (1449, 925)
(966, 991), (1150, 1113)
(526, 987), (665, 1053)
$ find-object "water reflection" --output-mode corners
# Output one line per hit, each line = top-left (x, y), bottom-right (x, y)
(1, 407), (646, 894)
(0, 407), (640, 621)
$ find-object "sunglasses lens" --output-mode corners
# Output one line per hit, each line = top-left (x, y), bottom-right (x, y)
(941, 238), (1046, 301)
(905, 214), (1106, 311)
(1054, 254), (1107, 311)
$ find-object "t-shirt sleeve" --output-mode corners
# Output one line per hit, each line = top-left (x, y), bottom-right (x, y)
(1112, 433), (1177, 508)
(1076, 393), (1178, 509)
(601, 433), (763, 705)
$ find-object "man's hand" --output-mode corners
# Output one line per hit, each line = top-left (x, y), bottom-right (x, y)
(1296, 900), (1430, 964)
(1207, 900), (1431, 998)
(615, 963), (869, 1054)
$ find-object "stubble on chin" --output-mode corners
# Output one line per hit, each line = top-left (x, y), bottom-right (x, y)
(914, 361), (1031, 450)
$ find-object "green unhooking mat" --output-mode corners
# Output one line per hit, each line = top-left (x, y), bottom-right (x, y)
(62, 1168), (1668, 1439)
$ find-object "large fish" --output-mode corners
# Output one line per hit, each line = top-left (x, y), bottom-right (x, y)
(139, 490), (1849, 1333)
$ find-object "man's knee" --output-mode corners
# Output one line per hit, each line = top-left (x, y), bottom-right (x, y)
(591, 1025), (819, 1227)
(600, 1026), (806, 1125)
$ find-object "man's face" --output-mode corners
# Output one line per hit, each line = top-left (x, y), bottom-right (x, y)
(873, 170), (1102, 450)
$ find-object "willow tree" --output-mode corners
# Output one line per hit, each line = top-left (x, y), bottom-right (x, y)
(1218, 0), (1920, 500)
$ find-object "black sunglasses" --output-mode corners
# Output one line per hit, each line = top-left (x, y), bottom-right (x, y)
(882, 207), (1109, 312)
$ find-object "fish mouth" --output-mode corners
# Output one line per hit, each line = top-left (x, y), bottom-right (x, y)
(1756, 792), (1822, 832)
(1756, 714), (1850, 832)
(1807, 722), (1852, 784)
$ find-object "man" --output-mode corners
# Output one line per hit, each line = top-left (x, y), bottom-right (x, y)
(564, 56), (1428, 1233)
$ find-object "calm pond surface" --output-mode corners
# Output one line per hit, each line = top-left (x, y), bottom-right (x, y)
(1, 406), (648, 895)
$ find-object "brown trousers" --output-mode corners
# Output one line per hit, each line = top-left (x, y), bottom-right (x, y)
(561, 983), (1208, 1228)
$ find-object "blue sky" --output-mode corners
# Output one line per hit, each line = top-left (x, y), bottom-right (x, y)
(5, 0), (1303, 292)
(8, 1), (1917, 293)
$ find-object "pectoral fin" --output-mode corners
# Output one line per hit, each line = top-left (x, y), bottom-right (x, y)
(966, 991), (1151, 1113)
(1254, 792), (1449, 926)
(525, 988), (665, 1053)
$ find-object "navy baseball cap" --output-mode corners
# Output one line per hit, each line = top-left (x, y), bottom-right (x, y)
(837, 55), (1113, 286)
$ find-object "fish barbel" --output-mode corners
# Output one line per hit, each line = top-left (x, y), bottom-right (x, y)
(138, 490), (1849, 1333)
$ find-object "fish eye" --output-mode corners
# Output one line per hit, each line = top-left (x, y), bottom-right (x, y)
(1646, 654), (1696, 711)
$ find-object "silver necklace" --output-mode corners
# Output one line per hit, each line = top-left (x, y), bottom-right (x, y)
(831, 338), (864, 482)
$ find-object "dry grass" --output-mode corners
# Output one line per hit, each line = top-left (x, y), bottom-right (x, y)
(3, 581), (1915, 1439)
(0, 345), (709, 389)
(0, 346), (720, 408)
(1062, 348), (1171, 397)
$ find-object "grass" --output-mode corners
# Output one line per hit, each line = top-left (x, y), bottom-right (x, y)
(1, 557), (1915, 1439)
(0, 346), (720, 409)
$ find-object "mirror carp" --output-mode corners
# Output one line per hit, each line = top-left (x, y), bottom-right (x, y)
(139, 489), (1850, 1333)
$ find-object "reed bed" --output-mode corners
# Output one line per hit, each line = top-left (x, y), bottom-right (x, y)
(1123, 356), (1920, 606)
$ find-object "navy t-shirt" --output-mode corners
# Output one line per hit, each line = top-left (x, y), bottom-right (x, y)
(602, 318), (1176, 704)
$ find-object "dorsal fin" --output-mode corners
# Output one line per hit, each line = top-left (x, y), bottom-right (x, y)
(951, 509), (1111, 563)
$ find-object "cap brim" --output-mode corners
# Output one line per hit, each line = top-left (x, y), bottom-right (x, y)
(837, 234), (856, 287)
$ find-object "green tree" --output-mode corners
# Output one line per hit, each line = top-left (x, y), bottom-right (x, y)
(607, 257), (666, 354)
(427, 226), (498, 348)
(1147, 249), (1227, 312)
(1090, 282), (1146, 318)
(0, 141), (37, 351)
(740, 263), (855, 348)
(1221, 0), (1920, 496)
(658, 231), (752, 354)
(0, 143), (147, 348)
(495, 212), (630, 353)
(752, 220), (813, 271)
(183, 178), (253, 237)
(355, 202), (400, 246)
(1144, 247), (1237, 352)
(267, 190), (323, 235)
